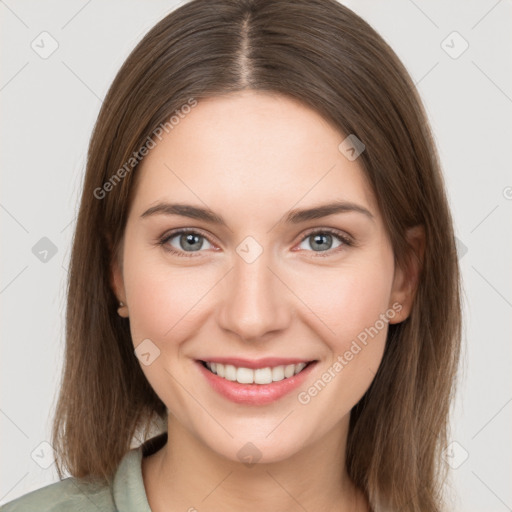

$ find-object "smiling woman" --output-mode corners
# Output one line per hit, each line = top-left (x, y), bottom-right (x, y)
(1, 1), (461, 512)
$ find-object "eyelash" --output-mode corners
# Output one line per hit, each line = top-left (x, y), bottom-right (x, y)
(157, 227), (353, 258)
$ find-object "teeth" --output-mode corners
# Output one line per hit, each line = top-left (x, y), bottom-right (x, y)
(271, 365), (285, 381)
(204, 362), (309, 384)
(255, 367), (272, 384)
(224, 364), (237, 381)
(284, 364), (295, 378)
(294, 362), (306, 374)
(237, 367), (254, 384)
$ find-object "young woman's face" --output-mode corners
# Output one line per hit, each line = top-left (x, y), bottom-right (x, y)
(112, 90), (412, 463)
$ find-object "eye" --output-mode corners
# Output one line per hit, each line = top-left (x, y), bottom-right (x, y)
(159, 229), (215, 257)
(297, 229), (352, 256)
(158, 227), (353, 258)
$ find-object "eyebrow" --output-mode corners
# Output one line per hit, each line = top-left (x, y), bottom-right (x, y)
(140, 200), (374, 225)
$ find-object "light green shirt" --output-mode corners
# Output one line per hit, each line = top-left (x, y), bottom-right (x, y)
(0, 432), (168, 512)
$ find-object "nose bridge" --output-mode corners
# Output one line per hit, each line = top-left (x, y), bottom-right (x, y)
(217, 245), (290, 340)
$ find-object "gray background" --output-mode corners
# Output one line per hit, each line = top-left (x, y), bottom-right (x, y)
(1, 0), (511, 510)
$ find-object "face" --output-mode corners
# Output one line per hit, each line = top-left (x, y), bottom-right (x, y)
(112, 90), (415, 464)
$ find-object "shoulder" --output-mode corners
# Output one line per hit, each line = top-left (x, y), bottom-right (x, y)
(0, 432), (167, 512)
(0, 477), (115, 512)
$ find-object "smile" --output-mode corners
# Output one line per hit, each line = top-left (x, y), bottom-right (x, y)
(202, 361), (309, 384)
(196, 358), (317, 405)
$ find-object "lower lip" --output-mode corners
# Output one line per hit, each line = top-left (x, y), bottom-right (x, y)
(196, 361), (317, 405)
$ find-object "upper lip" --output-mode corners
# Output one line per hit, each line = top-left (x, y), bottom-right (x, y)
(198, 357), (315, 369)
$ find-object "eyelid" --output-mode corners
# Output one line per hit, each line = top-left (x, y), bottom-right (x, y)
(299, 226), (353, 244)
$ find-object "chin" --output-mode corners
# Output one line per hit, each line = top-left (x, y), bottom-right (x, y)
(190, 418), (316, 467)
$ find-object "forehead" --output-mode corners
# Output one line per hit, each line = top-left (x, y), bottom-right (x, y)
(130, 90), (378, 222)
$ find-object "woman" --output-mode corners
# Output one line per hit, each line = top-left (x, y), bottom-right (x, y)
(1, 0), (461, 511)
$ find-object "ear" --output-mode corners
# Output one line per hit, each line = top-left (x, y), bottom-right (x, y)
(108, 235), (129, 317)
(388, 225), (425, 324)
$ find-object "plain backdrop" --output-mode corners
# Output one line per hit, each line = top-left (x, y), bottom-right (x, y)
(1, 1), (511, 510)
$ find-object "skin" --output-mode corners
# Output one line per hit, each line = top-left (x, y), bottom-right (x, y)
(111, 90), (423, 512)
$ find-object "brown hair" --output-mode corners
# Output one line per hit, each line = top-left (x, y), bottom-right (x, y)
(51, 1), (461, 510)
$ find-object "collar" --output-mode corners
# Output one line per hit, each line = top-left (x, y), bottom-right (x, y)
(112, 432), (168, 511)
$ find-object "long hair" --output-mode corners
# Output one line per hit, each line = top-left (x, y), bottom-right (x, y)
(51, 1), (462, 510)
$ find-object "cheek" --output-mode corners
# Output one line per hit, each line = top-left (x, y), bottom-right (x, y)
(293, 260), (394, 414)
(291, 249), (395, 392)
(333, 272), (393, 350)
(121, 229), (219, 345)
(121, 246), (217, 410)
(299, 258), (394, 343)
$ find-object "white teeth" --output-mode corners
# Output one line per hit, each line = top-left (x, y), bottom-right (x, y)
(237, 367), (254, 384)
(204, 362), (309, 384)
(224, 364), (237, 381)
(284, 364), (295, 378)
(294, 363), (306, 375)
(271, 365), (285, 381)
(254, 367), (272, 385)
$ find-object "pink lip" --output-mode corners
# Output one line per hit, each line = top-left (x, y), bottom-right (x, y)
(196, 360), (317, 405)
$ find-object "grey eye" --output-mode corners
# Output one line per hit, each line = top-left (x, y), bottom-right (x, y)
(168, 232), (213, 252)
(298, 232), (343, 252)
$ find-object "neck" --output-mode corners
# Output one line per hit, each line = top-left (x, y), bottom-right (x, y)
(142, 415), (368, 512)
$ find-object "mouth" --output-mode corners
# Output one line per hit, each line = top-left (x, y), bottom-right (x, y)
(196, 358), (318, 405)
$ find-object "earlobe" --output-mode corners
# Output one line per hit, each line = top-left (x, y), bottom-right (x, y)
(388, 225), (425, 324)
(117, 301), (129, 318)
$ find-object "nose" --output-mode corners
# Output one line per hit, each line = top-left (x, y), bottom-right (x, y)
(216, 249), (292, 342)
